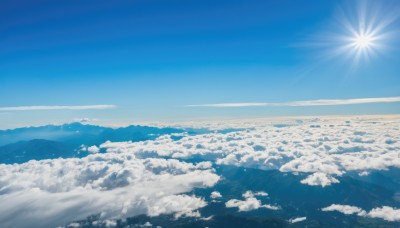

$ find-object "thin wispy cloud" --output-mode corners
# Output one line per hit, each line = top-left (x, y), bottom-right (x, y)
(186, 97), (400, 108)
(0, 105), (116, 111)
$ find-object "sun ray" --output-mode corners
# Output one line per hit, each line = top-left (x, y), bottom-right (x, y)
(320, 1), (399, 67)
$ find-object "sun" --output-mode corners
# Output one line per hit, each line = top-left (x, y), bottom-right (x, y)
(313, 0), (399, 67)
(352, 33), (374, 49)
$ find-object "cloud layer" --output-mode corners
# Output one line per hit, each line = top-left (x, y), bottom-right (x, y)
(101, 116), (400, 186)
(0, 115), (399, 226)
(186, 96), (400, 107)
(0, 153), (219, 227)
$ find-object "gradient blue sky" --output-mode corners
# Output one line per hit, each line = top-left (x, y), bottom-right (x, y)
(1, 0), (400, 129)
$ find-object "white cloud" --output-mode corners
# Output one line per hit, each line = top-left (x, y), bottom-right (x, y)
(367, 206), (400, 222)
(322, 204), (400, 222)
(300, 172), (340, 187)
(254, 191), (268, 196)
(322, 204), (367, 216)
(100, 116), (400, 186)
(0, 105), (116, 111)
(226, 191), (278, 212)
(0, 153), (219, 227)
(241, 191), (268, 198)
(226, 197), (279, 212)
(186, 96), (400, 107)
(87, 145), (100, 153)
(210, 191), (222, 199)
(289, 217), (307, 223)
(242, 191), (254, 198)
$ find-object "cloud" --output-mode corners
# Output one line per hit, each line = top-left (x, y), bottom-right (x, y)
(186, 96), (400, 107)
(226, 190), (278, 212)
(0, 105), (116, 111)
(300, 172), (340, 187)
(225, 197), (279, 212)
(242, 191), (268, 198)
(210, 191), (222, 199)
(368, 206), (400, 222)
(322, 204), (367, 216)
(289, 217), (307, 223)
(254, 191), (268, 196)
(322, 204), (400, 222)
(0, 153), (219, 227)
(100, 116), (400, 186)
(87, 145), (100, 153)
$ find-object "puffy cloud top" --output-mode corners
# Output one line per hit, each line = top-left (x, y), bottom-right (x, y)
(226, 190), (278, 212)
(210, 191), (222, 199)
(0, 152), (219, 227)
(322, 204), (400, 222)
(101, 116), (400, 186)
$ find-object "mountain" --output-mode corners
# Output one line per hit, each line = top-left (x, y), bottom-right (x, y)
(0, 122), (185, 147)
(0, 122), (188, 164)
(0, 139), (76, 164)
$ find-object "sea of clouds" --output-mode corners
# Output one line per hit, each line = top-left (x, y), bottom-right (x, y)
(0, 115), (399, 226)
(101, 116), (400, 187)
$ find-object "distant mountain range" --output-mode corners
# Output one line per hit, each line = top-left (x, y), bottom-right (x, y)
(0, 122), (187, 164)
(0, 122), (186, 146)
(0, 139), (76, 164)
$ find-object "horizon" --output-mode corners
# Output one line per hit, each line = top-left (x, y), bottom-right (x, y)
(2, 113), (400, 131)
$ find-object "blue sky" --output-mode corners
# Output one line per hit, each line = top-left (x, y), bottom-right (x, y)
(1, 0), (400, 128)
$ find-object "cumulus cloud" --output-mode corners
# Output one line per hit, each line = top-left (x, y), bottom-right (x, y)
(225, 197), (279, 212)
(367, 206), (400, 222)
(210, 191), (222, 199)
(0, 105), (116, 111)
(100, 116), (400, 186)
(87, 145), (100, 153)
(0, 152), (219, 227)
(300, 172), (340, 187)
(322, 204), (367, 216)
(226, 191), (278, 212)
(322, 204), (400, 222)
(186, 97), (400, 107)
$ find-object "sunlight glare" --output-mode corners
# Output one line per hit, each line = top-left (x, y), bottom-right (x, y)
(353, 33), (374, 49)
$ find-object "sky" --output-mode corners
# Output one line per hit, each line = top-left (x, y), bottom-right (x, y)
(1, 0), (400, 129)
